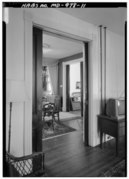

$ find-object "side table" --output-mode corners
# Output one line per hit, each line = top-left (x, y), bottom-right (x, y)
(98, 115), (125, 156)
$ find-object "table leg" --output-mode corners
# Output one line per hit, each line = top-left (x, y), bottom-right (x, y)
(43, 153), (45, 170)
(116, 137), (119, 156)
(116, 123), (119, 156)
(52, 116), (54, 130)
(100, 131), (103, 149)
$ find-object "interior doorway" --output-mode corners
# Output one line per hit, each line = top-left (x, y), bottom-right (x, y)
(42, 31), (84, 123)
(32, 26), (89, 152)
(63, 60), (83, 118)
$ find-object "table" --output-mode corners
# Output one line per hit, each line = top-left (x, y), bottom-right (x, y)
(98, 115), (125, 155)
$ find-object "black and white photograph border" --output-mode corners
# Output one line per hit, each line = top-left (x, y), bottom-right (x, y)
(2, 0), (127, 177)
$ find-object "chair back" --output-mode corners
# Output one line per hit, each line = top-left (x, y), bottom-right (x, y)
(43, 103), (55, 117)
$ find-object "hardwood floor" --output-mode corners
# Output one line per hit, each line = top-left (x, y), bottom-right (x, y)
(42, 119), (126, 177)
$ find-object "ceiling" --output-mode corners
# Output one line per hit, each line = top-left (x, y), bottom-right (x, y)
(43, 33), (83, 63)
(42, 8), (127, 64)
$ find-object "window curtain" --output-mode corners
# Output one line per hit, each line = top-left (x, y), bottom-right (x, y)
(48, 64), (58, 95)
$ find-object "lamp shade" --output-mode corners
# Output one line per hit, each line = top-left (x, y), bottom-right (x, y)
(6, 80), (29, 103)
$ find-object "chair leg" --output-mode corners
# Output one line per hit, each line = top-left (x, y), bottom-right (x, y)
(58, 113), (60, 122)
(43, 153), (45, 170)
(42, 116), (45, 128)
(52, 116), (54, 130)
(53, 114), (56, 122)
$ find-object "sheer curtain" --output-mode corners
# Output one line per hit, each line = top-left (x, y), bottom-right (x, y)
(48, 64), (58, 95)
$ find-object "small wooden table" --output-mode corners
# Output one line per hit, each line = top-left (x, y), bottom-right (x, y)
(98, 115), (125, 155)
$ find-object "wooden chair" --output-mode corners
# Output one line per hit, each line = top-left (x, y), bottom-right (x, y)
(53, 96), (61, 122)
(5, 152), (45, 177)
(42, 103), (55, 130)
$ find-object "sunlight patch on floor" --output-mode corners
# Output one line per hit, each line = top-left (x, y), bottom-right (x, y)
(60, 111), (81, 120)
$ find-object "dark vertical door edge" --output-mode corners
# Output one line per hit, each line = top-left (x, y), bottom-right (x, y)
(125, 20), (127, 177)
(32, 27), (42, 152)
(84, 43), (89, 146)
(66, 65), (70, 111)
(80, 62), (83, 117)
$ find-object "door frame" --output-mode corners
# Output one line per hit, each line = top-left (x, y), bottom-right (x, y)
(34, 24), (89, 145)
(62, 58), (83, 111)
(62, 47), (88, 145)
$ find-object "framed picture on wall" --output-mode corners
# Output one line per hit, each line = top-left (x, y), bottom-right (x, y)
(76, 81), (81, 89)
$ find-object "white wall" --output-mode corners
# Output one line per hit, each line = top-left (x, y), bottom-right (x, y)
(106, 31), (125, 99)
(6, 8), (25, 156)
(5, 8), (125, 153)
(5, 8), (32, 156)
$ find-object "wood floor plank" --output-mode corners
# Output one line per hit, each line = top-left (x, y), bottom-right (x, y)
(42, 119), (126, 177)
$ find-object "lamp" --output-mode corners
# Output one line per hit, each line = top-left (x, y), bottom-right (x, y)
(6, 80), (29, 153)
